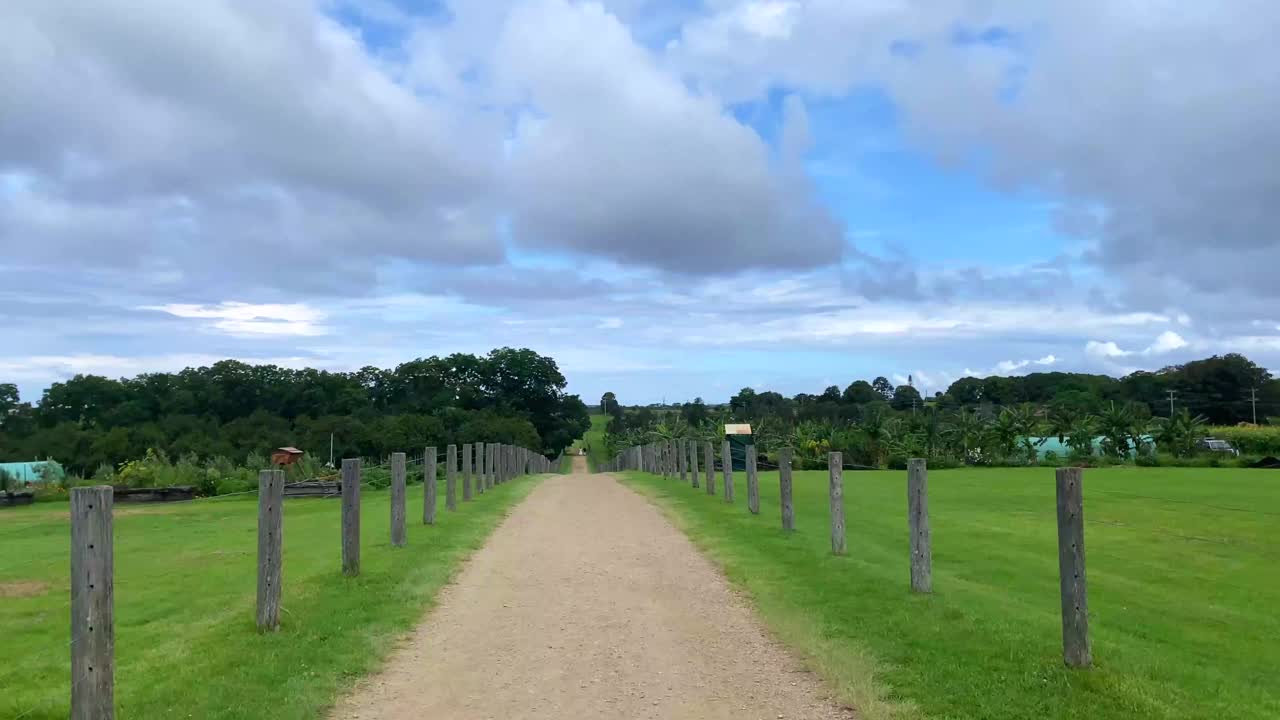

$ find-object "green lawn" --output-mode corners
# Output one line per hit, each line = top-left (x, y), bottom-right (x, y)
(0, 474), (542, 719)
(570, 413), (611, 471)
(621, 466), (1280, 720)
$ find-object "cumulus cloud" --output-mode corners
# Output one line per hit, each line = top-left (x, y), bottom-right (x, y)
(0, 0), (506, 292)
(671, 1), (1280, 320)
(497, 0), (844, 273)
(1085, 331), (1188, 360)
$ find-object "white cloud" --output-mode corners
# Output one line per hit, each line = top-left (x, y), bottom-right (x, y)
(1086, 331), (1187, 360)
(1148, 330), (1189, 354)
(145, 302), (328, 337)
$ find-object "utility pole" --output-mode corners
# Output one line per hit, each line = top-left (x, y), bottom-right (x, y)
(1166, 389), (1177, 417)
(1250, 388), (1259, 425)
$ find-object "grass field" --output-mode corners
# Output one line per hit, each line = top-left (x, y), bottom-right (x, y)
(569, 413), (610, 471)
(0, 474), (541, 719)
(620, 466), (1280, 720)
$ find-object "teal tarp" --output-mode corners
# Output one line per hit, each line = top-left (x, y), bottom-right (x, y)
(0, 461), (62, 484)
(1033, 436), (1154, 460)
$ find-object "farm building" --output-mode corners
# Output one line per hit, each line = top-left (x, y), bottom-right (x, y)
(0, 460), (64, 485)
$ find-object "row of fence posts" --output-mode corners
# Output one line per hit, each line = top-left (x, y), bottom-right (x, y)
(606, 439), (1091, 669)
(67, 442), (552, 719)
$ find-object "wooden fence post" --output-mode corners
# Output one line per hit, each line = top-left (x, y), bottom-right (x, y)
(256, 469), (284, 631)
(746, 444), (760, 514)
(704, 441), (715, 495)
(829, 452), (846, 555)
(722, 439), (735, 503)
(390, 452), (406, 547)
(1056, 467), (1091, 668)
(689, 439), (700, 488)
(907, 458), (931, 593)
(424, 447), (437, 525)
(446, 444), (457, 510)
(779, 448), (794, 531)
(463, 443), (474, 501)
(475, 442), (486, 495)
(488, 443), (496, 488)
(341, 458), (361, 576)
(679, 439), (687, 483)
(70, 486), (113, 720)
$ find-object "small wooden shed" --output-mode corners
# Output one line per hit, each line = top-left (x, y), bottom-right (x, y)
(723, 424), (753, 471)
(271, 447), (305, 466)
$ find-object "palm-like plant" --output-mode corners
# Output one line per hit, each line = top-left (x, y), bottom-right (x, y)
(1149, 408), (1207, 457)
(1010, 404), (1045, 464)
(945, 408), (987, 463)
(989, 409), (1021, 460)
(1096, 402), (1145, 459)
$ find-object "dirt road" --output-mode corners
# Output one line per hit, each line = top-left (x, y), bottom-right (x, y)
(329, 457), (849, 719)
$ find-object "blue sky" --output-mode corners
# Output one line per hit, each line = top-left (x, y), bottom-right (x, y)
(2, 0), (1278, 405)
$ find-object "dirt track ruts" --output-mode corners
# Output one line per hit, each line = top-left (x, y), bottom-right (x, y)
(329, 456), (851, 719)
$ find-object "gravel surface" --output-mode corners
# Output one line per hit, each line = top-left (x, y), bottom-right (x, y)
(329, 458), (852, 719)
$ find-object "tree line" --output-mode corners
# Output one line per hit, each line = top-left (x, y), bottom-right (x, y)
(598, 353), (1280, 469)
(0, 348), (591, 477)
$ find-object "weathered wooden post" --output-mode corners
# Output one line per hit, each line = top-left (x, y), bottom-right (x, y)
(779, 448), (794, 531)
(907, 458), (931, 593)
(689, 439), (700, 488)
(1056, 467), (1091, 667)
(256, 470), (284, 632)
(679, 439), (687, 483)
(70, 486), (113, 720)
(746, 444), (760, 514)
(704, 441), (715, 495)
(829, 452), (846, 555)
(424, 446), (437, 524)
(722, 439), (735, 503)
(390, 452), (407, 547)
(446, 444), (458, 510)
(488, 443), (497, 488)
(462, 443), (473, 501)
(341, 458), (361, 576)
(475, 442), (486, 495)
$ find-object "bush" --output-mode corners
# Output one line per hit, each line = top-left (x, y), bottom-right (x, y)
(1207, 425), (1280, 455)
(1135, 453), (1160, 467)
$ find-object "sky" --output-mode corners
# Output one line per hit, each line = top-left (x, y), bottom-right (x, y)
(2, 0), (1279, 405)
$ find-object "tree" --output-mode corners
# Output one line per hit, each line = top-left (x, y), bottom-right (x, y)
(842, 380), (878, 405)
(680, 398), (709, 426)
(600, 392), (620, 417)
(871, 377), (895, 401)
(890, 384), (922, 411)
(946, 377), (985, 405)
(729, 388), (757, 418)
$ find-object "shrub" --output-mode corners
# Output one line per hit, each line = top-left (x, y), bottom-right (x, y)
(1207, 425), (1280, 455)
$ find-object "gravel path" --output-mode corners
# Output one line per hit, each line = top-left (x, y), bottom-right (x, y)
(329, 458), (851, 720)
